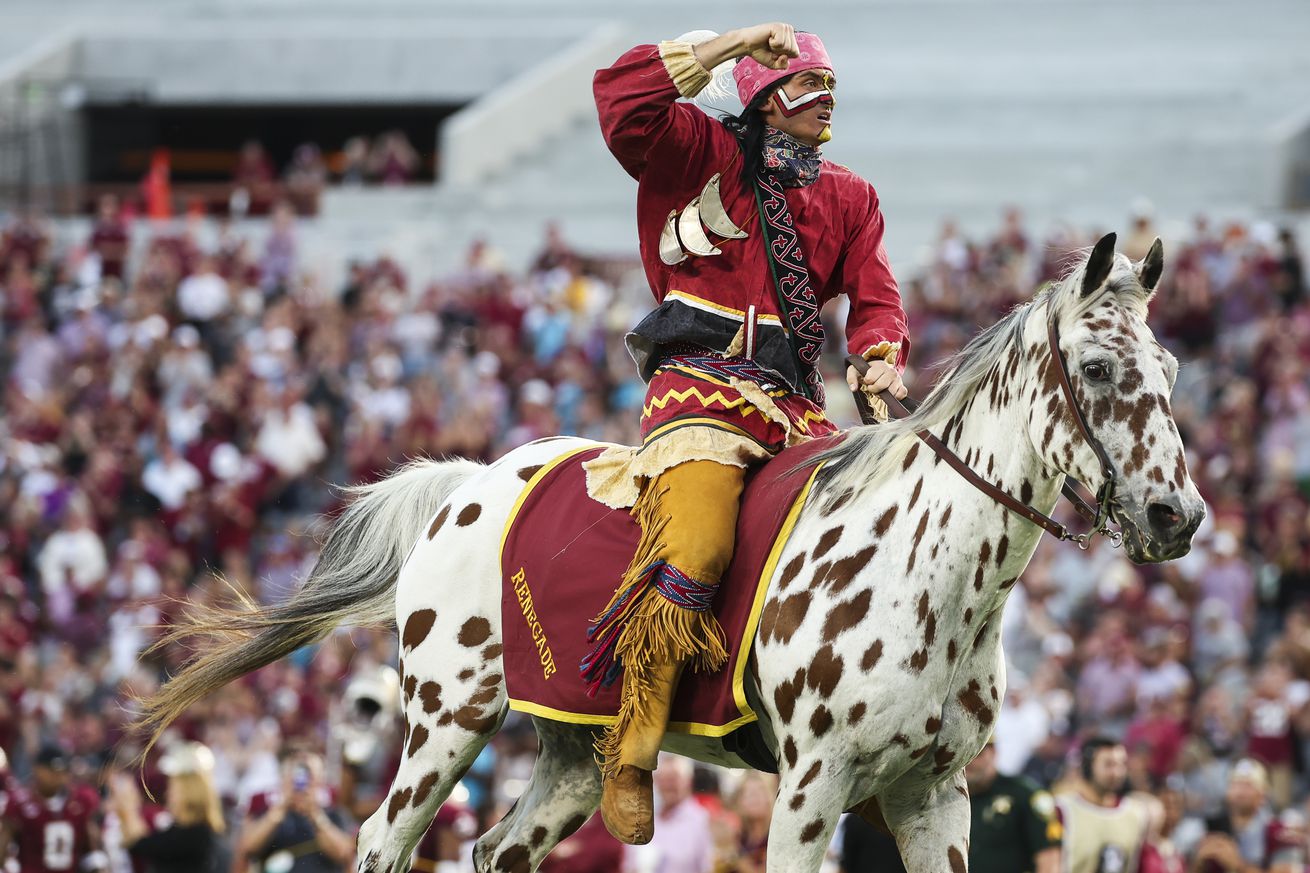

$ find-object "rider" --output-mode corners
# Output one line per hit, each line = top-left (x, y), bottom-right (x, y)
(583, 23), (911, 844)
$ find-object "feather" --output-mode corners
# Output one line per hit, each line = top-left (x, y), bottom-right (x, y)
(675, 30), (744, 117)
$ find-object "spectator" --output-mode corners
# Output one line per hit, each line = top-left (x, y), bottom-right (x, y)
(1137, 791), (1187, 873)
(369, 130), (420, 185)
(285, 144), (328, 216)
(233, 140), (276, 214)
(338, 137), (370, 186)
(36, 502), (108, 631)
(1135, 627), (1192, 714)
(1200, 530), (1256, 629)
(966, 741), (1061, 873)
(0, 206), (1304, 870)
(1056, 738), (1152, 873)
(994, 671), (1051, 776)
(1273, 227), (1305, 312)
(1076, 620), (1141, 735)
(107, 741), (229, 873)
(255, 384), (327, 481)
(88, 193), (131, 282)
(633, 754), (713, 873)
(1242, 660), (1304, 809)
(238, 751), (354, 873)
(838, 808), (905, 873)
(141, 442), (203, 516)
(717, 772), (775, 873)
(176, 254), (230, 326)
(538, 813), (625, 873)
(261, 201), (298, 294)
(404, 801), (478, 873)
(1194, 758), (1305, 873)
(0, 744), (103, 873)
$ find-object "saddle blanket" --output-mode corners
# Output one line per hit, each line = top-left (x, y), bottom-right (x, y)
(499, 437), (836, 735)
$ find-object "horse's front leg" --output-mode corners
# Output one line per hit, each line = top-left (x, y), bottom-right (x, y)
(881, 771), (972, 873)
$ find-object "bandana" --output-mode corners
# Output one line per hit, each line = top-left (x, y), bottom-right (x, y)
(762, 126), (822, 188)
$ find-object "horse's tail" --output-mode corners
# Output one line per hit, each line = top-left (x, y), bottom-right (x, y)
(133, 457), (482, 756)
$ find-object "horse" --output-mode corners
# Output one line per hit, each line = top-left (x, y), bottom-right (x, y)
(136, 233), (1204, 872)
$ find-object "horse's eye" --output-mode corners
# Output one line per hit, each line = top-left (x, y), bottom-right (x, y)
(1082, 362), (1109, 382)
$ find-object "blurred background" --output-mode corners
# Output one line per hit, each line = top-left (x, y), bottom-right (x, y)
(0, 1), (1308, 871)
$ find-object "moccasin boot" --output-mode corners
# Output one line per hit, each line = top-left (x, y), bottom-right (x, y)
(599, 659), (684, 844)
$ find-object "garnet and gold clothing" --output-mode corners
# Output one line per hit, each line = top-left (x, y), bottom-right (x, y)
(537, 813), (626, 873)
(640, 353), (838, 456)
(593, 43), (909, 395)
(2, 786), (99, 873)
(409, 802), (477, 873)
(1054, 792), (1150, 873)
(586, 35), (910, 837)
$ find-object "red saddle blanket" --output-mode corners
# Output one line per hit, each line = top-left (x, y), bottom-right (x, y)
(500, 437), (835, 736)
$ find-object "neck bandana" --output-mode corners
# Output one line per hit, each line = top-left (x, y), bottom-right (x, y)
(761, 126), (822, 188)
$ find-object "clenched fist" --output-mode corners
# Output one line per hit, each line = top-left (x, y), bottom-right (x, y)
(846, 359), (907, 400)
(693, 23), (800, 73)
(737, 23), (799, 70)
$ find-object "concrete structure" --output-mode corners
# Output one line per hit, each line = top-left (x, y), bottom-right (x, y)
(1, 0), (1308, 282)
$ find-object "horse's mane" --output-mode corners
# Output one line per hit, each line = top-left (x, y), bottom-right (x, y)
(812, 250), (1141, 506)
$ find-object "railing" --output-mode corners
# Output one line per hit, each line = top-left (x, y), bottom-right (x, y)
(0, 75), (151, 217)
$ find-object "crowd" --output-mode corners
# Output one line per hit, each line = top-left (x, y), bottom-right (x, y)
(230, 133), (424, 217)
(0, 195), (1306, 872)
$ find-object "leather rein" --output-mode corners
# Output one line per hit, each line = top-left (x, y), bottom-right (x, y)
(845, 309), (1123, 550)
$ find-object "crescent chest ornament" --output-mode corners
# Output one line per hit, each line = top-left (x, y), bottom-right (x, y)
(659, 172), (749, 265)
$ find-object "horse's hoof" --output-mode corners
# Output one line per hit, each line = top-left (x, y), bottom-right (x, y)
(600, 765), (655, 845)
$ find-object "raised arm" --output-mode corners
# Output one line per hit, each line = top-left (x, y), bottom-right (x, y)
(593, 24), (800, 178)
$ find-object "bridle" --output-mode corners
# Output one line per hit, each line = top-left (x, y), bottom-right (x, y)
(846, 305), (1123, 550)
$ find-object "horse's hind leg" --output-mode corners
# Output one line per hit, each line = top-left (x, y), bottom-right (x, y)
(472, 718), (602, 873)
(356, 693), (506, 873)
(357, 618), (509, 872)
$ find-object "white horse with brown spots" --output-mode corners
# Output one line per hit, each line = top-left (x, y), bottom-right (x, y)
(137, 234), (1204, 872)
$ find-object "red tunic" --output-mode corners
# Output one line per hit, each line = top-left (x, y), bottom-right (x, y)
(594, 44), (909, 395)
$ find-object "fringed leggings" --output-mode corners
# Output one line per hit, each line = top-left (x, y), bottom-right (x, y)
(583, 459), (747, 775)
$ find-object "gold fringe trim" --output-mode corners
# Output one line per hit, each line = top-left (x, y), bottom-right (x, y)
(729, 377), (818, 448)
(861, 340), (901, 367)
(858, 389), (889, 422)
(657, 40), (712, 99)
(853, 343), (899, 422)
(723, 325), (746, 358)
(593, 484), (728, 778)
(583, 428), (771, 510)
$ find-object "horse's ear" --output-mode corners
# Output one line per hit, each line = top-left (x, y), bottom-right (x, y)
(1136, 237), (1164, 293)
(1082, 232), (1117, 297)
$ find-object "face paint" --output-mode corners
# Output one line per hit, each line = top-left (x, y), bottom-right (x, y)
(772, 72), (835, 116)
(771, 85), (835, 118)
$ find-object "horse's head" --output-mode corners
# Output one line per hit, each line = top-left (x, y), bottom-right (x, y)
(1036, 233), (1205, 563)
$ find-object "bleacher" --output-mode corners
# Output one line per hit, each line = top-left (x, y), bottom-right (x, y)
(2, 0), (1309, 275)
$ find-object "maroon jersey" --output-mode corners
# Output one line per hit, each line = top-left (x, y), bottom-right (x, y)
(537, 813), (625, 873)
(409, 802), (476, 872)
(1247, 694), (1296, 767)
(3, 786), (98, 873)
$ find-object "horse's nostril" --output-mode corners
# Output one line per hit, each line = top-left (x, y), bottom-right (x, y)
(1147, 502), (1183, 534)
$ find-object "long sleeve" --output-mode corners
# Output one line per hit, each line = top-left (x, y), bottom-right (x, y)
(128, 824), (213, 863)
(840, 184), (910, 374)
(593, 43), (715, 180)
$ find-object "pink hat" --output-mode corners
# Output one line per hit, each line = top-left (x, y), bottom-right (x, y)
(733, 32), (833, 109)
